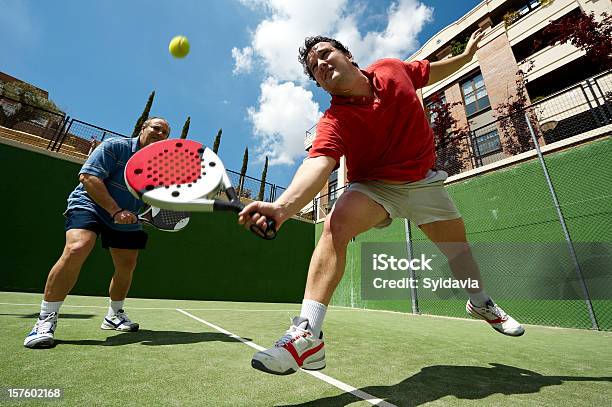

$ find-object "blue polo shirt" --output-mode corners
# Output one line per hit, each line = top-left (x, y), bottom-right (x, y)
(66, 136), (144, 231)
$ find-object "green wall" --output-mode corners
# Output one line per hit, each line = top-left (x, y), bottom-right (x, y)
(0, 143), (314, 303)
(325, 137), (612, 330)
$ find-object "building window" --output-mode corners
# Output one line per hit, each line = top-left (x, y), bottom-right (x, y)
(461, 73), (490, 116)
(517, 0), (541, 18)
(328, 170), (338, 208)
(473, 130), (501, 156)
(425, 95), (447, 125)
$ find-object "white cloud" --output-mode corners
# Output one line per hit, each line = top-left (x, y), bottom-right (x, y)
(247, 77), (322, 165)
(231, 46), (254, 75)
(336, 1), (433, 66)
(236, 0), (434, 166)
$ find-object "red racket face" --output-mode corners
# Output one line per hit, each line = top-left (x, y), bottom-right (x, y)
(125, 139), (228, 212)
(125, 139), (205, 195)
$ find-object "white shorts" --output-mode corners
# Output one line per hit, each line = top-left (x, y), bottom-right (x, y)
(347, 170), (462, 228)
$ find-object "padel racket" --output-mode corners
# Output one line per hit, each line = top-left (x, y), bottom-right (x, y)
(124, 139), (276, 240)
(138, 205), (190, 232)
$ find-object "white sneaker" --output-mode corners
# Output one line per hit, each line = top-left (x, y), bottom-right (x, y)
(466, 299), (525, 336)
(24, 312), (58, 348)
(251, 317), (325, 375)
(101, 309), (139, 332)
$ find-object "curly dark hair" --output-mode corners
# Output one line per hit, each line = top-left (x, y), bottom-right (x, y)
(298, 36), (359, 86)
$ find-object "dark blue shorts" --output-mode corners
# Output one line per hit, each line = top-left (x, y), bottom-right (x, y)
(65, 209), (148, 250)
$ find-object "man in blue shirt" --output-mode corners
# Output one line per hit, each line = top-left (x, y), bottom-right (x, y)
(24, 117), (171, 349)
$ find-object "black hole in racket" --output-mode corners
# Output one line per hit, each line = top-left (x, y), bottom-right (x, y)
(158, 153), (163, 156)
(172, 191), (180, 197)
(209, 162), (216, 167)
(164, 149), (168, 153)
(188, 184), (192, 187)
(147, 175), (152, 178)
(134, 168), (143, 174)
(175, 142), (183, 148)
(197, 148), (204, 154)
(145, 185), (154, 191)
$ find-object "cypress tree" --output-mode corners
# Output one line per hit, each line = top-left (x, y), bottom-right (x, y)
(257, 156), (269, 201)
(239, 147), (248, 195)
(213, 128), (222, 153)
(180, 116), (190, 139)
(132, 91), (155, 137)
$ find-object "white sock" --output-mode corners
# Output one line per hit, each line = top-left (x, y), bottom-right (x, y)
(108, 300), (125, 316)
(41, 300), (63, 316)
(468, 291), (491, 307)
(300, 299), (327, 338)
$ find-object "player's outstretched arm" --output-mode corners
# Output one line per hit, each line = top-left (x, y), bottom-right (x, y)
(426, 28), (485, 85)
(239, 155), (336, 231)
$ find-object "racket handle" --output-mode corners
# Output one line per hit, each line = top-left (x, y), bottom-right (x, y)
(212, 198), (277, 240)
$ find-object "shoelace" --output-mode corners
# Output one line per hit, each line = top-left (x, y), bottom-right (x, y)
(115, 311), (132, 324)
(488, 303), (508, 321)
(36, 313), (56, 334)
(275, 324), (308, 347)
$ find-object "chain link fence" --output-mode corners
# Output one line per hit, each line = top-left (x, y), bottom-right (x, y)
(0, 96), (289, 205)
(316, 70), (612, 330)
(0, 94), (66, 148)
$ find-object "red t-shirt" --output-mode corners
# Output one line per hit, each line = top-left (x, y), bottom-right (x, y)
(308, 58), (435, 182)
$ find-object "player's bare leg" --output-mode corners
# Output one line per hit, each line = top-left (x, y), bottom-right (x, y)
(418, 218), (483, 293)
(252, 191), (388, 375)
(25, 229), (96, 348)
(304, 191), (389, 304)
(101, 248), (140, 332)
(420, 218), (524, 336)
(44, 229), (97, 301)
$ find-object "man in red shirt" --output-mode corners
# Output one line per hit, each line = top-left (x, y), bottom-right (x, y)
(240, 30), (524, 376)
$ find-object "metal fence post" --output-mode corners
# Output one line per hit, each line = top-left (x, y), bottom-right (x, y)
(525, 113), (599, 330)
(50, 117), (72, 152)
(403, 219), (420, 314)
(47, 115), (69, 150)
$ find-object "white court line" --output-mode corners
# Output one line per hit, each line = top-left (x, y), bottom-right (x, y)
(176, 308), (397, 407)
(0, 302), (297, 312)
(1, 301), (606, 334)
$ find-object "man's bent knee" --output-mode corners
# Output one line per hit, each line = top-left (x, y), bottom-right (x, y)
(64, 239), (95, 260)
(322, 191), (388, 244)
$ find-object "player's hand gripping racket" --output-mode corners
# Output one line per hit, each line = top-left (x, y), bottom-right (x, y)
(124, 139), (276, 239)
(138, 205), (190, 232)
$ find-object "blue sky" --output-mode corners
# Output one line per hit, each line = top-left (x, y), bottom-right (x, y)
(1, 0), (481, 187)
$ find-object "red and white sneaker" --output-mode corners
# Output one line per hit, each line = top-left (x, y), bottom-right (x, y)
(467, 299), (525, 336)
(251, 317), (325, 375)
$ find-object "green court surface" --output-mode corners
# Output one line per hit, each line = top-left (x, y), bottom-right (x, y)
(1, 292), (611, 407)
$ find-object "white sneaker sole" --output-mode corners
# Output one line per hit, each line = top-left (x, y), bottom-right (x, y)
(24, 335), (55, 349)
(251, 353), (326, 375)
(100, 322), (139, 332)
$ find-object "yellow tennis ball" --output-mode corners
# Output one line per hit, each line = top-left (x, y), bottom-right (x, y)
(169, 36), (190, 58)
